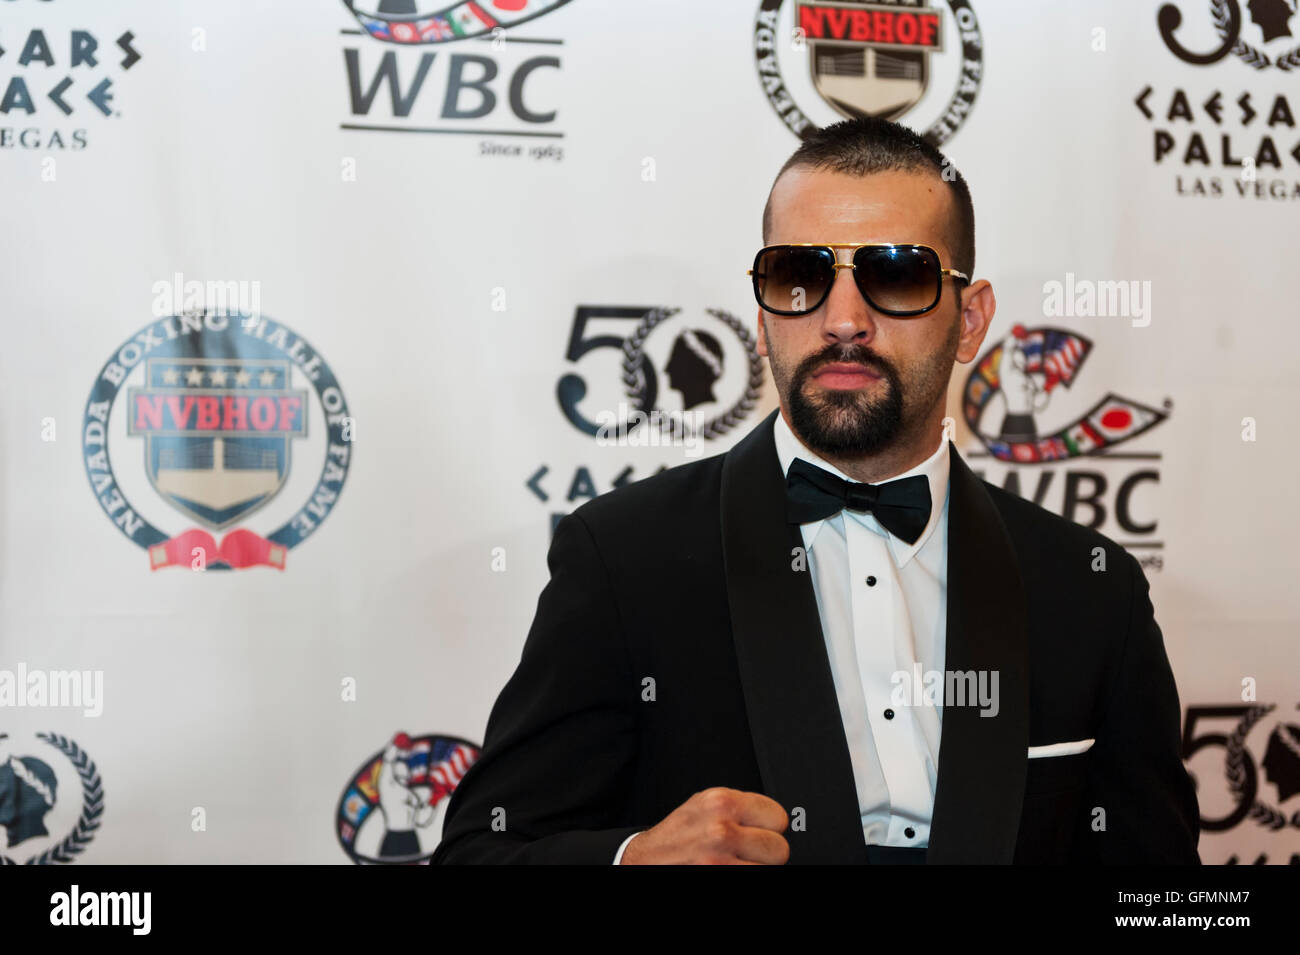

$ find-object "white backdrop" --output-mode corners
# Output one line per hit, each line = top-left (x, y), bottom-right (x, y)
(1, 0), (1297, 864)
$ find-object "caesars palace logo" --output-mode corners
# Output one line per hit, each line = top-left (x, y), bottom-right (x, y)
(1144, 0), (1300, 200)
(82, 311), (352, 571)
(1, 1), (143, 151)
(753, 0), (984, 144)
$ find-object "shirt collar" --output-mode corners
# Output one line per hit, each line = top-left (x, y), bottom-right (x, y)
(772, 410), (950, 569)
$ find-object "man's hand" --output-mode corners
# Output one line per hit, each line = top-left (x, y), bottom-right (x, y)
(620, 788), (790, 864)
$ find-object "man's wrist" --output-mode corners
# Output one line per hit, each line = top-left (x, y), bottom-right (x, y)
(613, 831), (643, 865)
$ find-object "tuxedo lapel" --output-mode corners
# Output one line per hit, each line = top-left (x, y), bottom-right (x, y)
(925, 446), (1029, 863)
(720, 410), (868, 863)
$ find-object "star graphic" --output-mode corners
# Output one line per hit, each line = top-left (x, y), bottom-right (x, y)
(258, 368), (277, 387)
(161, 367), (180, 385)
(209, 368), (229, 386)
(185, 367), (205, 387)
(234, 369), (253, 387)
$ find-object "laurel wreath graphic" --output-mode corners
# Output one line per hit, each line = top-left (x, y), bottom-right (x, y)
(0, 733), (103, 865)
(1225, 704), (1300, 832)
(621, 307), (765, 441)
(1211, 0), (1300, 70)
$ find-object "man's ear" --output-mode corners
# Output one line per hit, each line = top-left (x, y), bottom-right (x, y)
(955, 280), (996, 364)
(756, 310), (769, 357)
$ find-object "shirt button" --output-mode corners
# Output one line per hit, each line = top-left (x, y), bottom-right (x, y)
(865, 575), (877, 587)
(883, 708), (895, 720)
(904, 827), (916, 839)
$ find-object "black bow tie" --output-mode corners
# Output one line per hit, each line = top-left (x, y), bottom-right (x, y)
(785, 458), (932, 544)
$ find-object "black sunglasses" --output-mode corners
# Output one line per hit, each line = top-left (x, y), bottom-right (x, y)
(748, 243), (968, 317)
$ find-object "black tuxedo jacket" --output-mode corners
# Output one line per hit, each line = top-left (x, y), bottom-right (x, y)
(431, 410), (1200, 864)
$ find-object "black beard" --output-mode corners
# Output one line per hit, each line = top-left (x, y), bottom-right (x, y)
(786, 344), (905, 458)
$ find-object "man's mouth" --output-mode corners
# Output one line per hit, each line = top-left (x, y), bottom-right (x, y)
(810, 361), (882, 391)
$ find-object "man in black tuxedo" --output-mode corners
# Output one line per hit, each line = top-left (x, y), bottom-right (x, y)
(431, 117), (1200, 865)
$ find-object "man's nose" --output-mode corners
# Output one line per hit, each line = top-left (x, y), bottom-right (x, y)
(819, 254), (876, 344)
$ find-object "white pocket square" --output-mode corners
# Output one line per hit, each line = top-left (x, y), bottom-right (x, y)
(1027, 738), (1095, 758)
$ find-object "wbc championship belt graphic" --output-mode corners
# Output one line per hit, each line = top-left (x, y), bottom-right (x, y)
(342, 0), (574, 44)
(83, 311), (351, 571)
(962, 325), (1169, 464)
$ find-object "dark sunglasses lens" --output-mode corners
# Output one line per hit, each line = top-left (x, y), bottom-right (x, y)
(755, 247), (834, 313)
(855, 246), (941, 314)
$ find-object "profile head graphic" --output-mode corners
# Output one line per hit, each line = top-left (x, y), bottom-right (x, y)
(1247, 0), (1296, 42)
(0, 737), (59, 849)
(664, 328), (725, 410)
(1261, 721), (1300, 803)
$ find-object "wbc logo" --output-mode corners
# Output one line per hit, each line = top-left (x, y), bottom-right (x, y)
(960, 325), (1171, 567)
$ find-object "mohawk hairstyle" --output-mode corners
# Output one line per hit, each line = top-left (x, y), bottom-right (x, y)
(761, 116), (976, 277)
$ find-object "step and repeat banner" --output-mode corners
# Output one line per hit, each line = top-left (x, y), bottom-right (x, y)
(1, 0), (1297, 864)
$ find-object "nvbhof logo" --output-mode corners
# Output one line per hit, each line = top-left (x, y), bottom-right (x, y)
(343, 0), (573, 44)
(962, 324), (1168, 464)
(336, 732), (480, 864)
(82, 311), (352, 571)
(0, 732), (102, 865)
(753, 0), (984, 145)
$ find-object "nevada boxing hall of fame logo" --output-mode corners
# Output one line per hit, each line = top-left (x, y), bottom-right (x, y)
(960, 324), (1172, 571)
(753, 0), (984, 145)
(336, 732), (480, 864)
(82, 311), (352, 571)
(527, 305), (765, 532)
(0, 732), (102, 865)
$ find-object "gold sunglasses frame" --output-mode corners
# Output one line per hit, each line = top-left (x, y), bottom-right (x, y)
(746, 243), (969, 317)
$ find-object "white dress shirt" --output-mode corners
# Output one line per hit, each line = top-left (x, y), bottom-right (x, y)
(774, 411), (950, 849)
(615, 415), (951, 863)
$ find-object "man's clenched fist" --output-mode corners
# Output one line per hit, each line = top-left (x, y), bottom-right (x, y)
(620, 788), (790, 865)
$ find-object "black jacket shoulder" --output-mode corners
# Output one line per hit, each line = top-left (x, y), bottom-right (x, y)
(567, 450), (728, 539)
(982, 478), (1137, 569)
